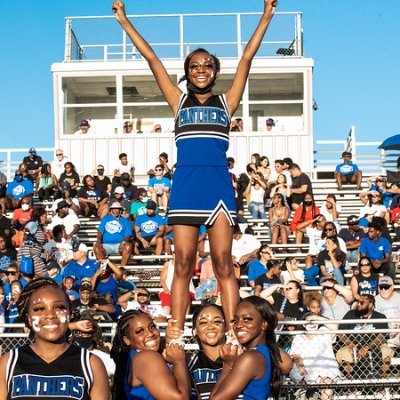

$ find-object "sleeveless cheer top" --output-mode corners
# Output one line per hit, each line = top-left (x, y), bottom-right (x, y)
(6, 344), (93, 400)
(124, 349), (154, 400)
(168, 93), (236, 226)
(239, 344), (272, 400)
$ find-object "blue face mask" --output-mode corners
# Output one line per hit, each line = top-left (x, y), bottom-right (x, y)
(15, 175), (23, 182)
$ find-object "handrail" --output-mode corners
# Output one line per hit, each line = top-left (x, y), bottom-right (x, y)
(62, 11), (303, 62)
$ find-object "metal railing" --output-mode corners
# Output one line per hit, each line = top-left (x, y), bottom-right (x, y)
(313, 126), (397, 178)
(1, 319), (400, 399)
(63, 11), (303, 62)
(0, 148), (55, 182)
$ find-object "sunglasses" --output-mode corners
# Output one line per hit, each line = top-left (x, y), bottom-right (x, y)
(379, 285), (391, 290)
(6, 271), (17, 276)
(56, 153), (63, 156)
(137, 293), (149, 297)
(360, 263), (371, 267)
(155, 169), (163, 171)
(97, 169), (104, 172)
(324, 228), (334, 232)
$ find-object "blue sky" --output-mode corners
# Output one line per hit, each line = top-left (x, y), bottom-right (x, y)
(1, 0), (398, 150)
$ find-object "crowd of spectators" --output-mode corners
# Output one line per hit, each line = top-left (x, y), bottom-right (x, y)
(0, 146), (400, 393)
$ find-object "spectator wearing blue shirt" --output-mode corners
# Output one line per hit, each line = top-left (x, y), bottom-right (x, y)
(93, 202), (133, 266)
(5, 280), (23, 323)
(366, 175), (394, 208)
(62, 243), (99, 290)
(134, 200), (165, 255)
(247, 245), (274, 290)
(3, 263), (27, 303)
(44, 259), (63, 285)
(4, 169), (34, 210)
(335, 151), (362, 190)
(148, 164), (170, 210)
(63, 276), (80, 301)
(360, 222), (392, 278)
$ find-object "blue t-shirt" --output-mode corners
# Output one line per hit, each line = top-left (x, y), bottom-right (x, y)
(4, 279), (28, 302)
(359, 236), (390, 261)
(98, 215), (133, 244)
(135, 214), (165, 237)
(247, 259), (268, 284)
(335, 162), (359, 175)
(44, 272), (63, 285)
(6, 179), (34, 199)
(6, 303), (19, 323)
(62, 258), (99, 290)
(0, 250), (17, 270)
(148, 176), (170, 192)
(369, 184), (394, 208)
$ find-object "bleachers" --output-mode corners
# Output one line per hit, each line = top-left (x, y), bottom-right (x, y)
(56, 177), (399, 293)
(3, 175), (400, 399)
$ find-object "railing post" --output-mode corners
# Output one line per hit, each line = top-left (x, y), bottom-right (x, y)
(295, 13), (303, 56)
(64, 18), (72, 62)
(236, 13), (242, 58)
(350, 125), (356, 162)
(179, 15), (184, 61)
(122, 31), (127, 61)
(7, 150), (11, 182)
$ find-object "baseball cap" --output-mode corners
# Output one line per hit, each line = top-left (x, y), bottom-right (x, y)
(379, 276), (393, 286)
(29, 147), (36, 154)
(80, 119), (89, 126)
(56, 200), (70, 211)
(319, 276), (336, 285)
(109, 201), (124, 210)
(113, 186), (125, 194)
(46, 259), (60, 271)
(121, 172), (130, 180)
(80, 281), (93, 292)
(347, 215), (359, 225)
(72, 243), (88, 253)
(146, 200), (157, 210)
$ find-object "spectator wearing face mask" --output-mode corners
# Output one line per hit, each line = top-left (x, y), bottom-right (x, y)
(130, 188), (153, 221)
(22, 148), (43, 182)
(289, 312), (340, 394)
(92, 165), (112, 194)
(3, 170), (34, 211)
(12, 195), (33, 231)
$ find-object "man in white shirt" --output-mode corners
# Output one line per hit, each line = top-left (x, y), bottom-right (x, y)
(47, 200), (80, 241)
(231, 225), (261, 267)
(51, 149), (69, 179)
(375, 276), (400, 347)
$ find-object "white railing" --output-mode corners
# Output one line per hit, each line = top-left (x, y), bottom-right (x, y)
(313, 126), (396, 178)
(0, 131), (394, 182)
(63, 11), (303, 62)
(0, 148), (55, 182)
